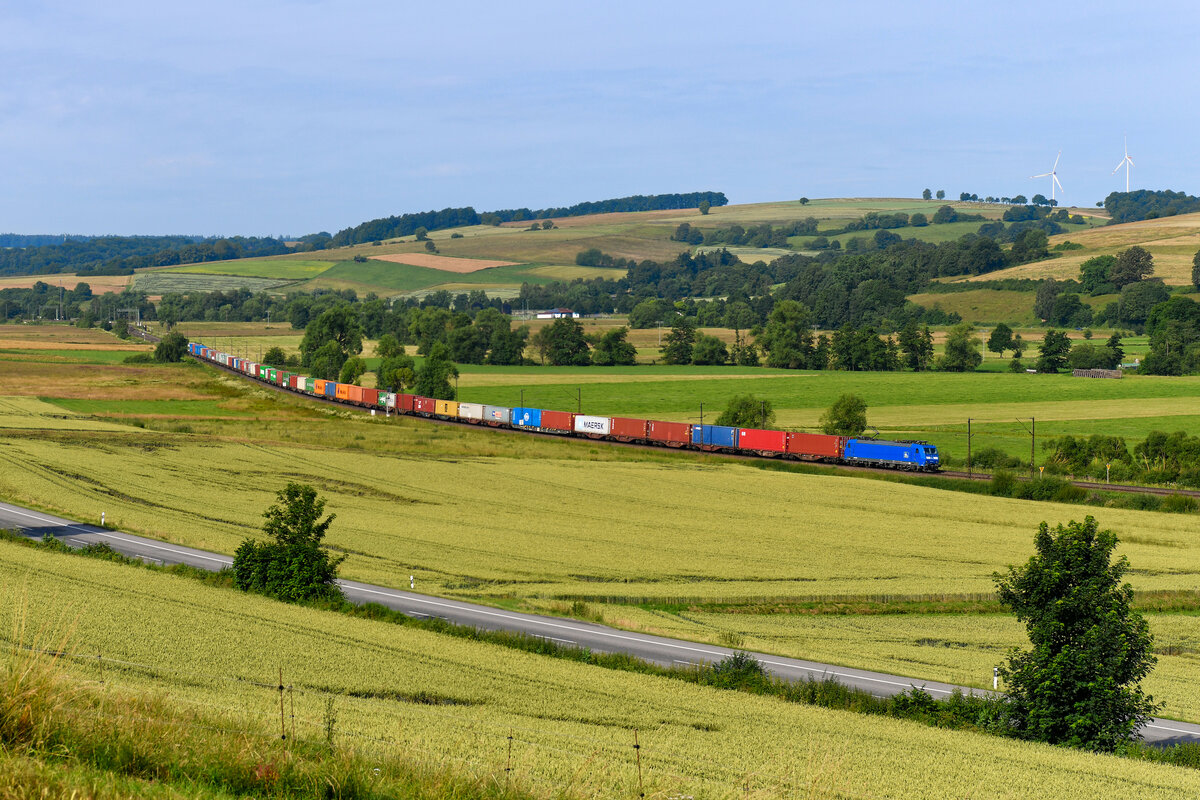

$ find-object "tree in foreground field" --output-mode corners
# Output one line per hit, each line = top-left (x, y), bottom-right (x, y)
(937, 323), (982, 372)
(233, 483), (345, 604)
(994, 516), (1158, 751)
(820, 393), (867, 436)
(154, 330), (188, 362)
(715, 394), (775, 428)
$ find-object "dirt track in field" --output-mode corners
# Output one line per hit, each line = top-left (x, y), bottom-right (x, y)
(368, 253), (520, 272)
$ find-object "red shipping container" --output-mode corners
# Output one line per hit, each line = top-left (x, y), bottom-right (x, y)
(738, 428), (787, 453)
(539, 409), (574, 433)
(347, 385), (364, 404)
(361, 388), (380, 407)
(646, 420), (691, 447)
(413, 396), (435, 414)
(397, 394), (415, 412)
(785, 432), (843, 459)
(610, 417), (649, 441)
(289, 375), (300, 390)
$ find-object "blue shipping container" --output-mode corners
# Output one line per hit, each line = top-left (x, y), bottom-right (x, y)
(691, 424), (739, 448)
(844, 439), (939, 469)
(510, 407), (542, 428)
(323, 382), (336, 398)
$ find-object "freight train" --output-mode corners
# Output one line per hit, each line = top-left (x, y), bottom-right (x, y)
(188, 342), (941, 472)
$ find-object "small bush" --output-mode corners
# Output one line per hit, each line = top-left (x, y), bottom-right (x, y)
(1161, 494), (1199, 514)
(1114, 493), (1162, 512)
(968, 446), (1022, 470)
(122, 353), (155, 364)
(1142, 467), (1180, 485)
(704, 652), (769, 692)
(990, 470), (1017, 497)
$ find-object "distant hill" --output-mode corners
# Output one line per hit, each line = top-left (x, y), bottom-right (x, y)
(1104, 190), (1200, 225)
(327, 191), (728, 247)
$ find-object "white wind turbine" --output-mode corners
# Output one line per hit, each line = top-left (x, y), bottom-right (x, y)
(1113, 137), (1134, 192)
(1030, 151), (1065, 204)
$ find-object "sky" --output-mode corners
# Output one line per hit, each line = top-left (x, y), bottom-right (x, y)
(3, 1), (1198, 236)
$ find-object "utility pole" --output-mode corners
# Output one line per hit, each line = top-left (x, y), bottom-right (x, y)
(699, 402), (704, 427)
(576, 387), (581, 414)
(967, 418), (972, 479)
(1016, 417), (1036, 475)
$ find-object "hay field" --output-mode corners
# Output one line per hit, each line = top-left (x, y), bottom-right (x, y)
(5, 543), (1200, 799)
(0, 273), (132, 293)
(964, 211), (1200, 285)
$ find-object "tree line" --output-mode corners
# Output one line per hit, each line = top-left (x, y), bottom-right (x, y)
(1104, 189), (1200, 224)
(0, 235), (289, 278)
(326, 192), (729, 248)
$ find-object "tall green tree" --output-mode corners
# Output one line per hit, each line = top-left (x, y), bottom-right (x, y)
(1036, 329), (1071, 373)
(232, 483), (345, 604)
(377, 352), (415, 392)
(591, 326), (637, 366)
(691, 332), (728, 365)
(715, 394), (775, 428)
(698, 200), (711, 215)
(937, 323), (982, 372)
(756, 300), (814, 369)
(820, 393), (867, 436)
(922, 188), (932, 200)
(1193, 248), (1200, 291)
(542, 317), (591, 366)
(153, 330), (189, 362)
(994, 517), (1158, 750)
(986, 323), (1014, 358)
(413, 341), (459, 399)
(1110, 246), (1154, 288)
(338, 356), (366, 385)
(300, 304), (363, 374)
(1079, 255), (1116, 293)
(661, 315), (696, 365)
(898, 321), (934, 371)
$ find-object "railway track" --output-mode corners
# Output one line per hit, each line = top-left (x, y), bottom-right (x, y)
(193, 356), (1200, 500)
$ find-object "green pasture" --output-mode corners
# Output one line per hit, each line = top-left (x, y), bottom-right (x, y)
(297, 259), (560, 294)
(906, 289), (1037, 324)
(163, 258), (335, 279)
(0, 347), (147, 365)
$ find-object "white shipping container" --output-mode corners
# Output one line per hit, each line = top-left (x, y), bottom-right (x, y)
(573, 415), (612, 436)
(385, 392), (396, 409)
(457, 402), (484, 421)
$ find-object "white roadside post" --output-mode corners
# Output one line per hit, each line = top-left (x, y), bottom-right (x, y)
(101, 511), (105, 527)
(993, 666), (999, 691)
(410, 575), (414, 590)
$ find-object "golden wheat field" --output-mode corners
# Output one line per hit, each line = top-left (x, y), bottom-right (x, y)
(607, 608), (1200, 721)
(3, 429), (1200, 604)
(5, 541), (1200, 800)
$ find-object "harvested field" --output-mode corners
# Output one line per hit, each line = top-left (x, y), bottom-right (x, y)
(0, 273), (131, 293)
(369, 253), (521, 272)
(0, 326), (143, 351)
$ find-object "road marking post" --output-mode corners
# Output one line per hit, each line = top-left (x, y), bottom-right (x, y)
(993, 666), (998, 691)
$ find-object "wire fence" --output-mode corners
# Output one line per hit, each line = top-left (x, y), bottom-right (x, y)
(9, 642), (888, 800)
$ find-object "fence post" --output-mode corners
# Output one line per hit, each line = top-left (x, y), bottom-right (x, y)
(278, 667), (287, 740)
(289, 685), (296, 741)
(633, 728), (644, 798)
(506, 727), (513, 788)
(97, 651), (104, 686)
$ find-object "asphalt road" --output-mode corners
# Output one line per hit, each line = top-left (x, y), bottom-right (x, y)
(3, 498), (1197, 746)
